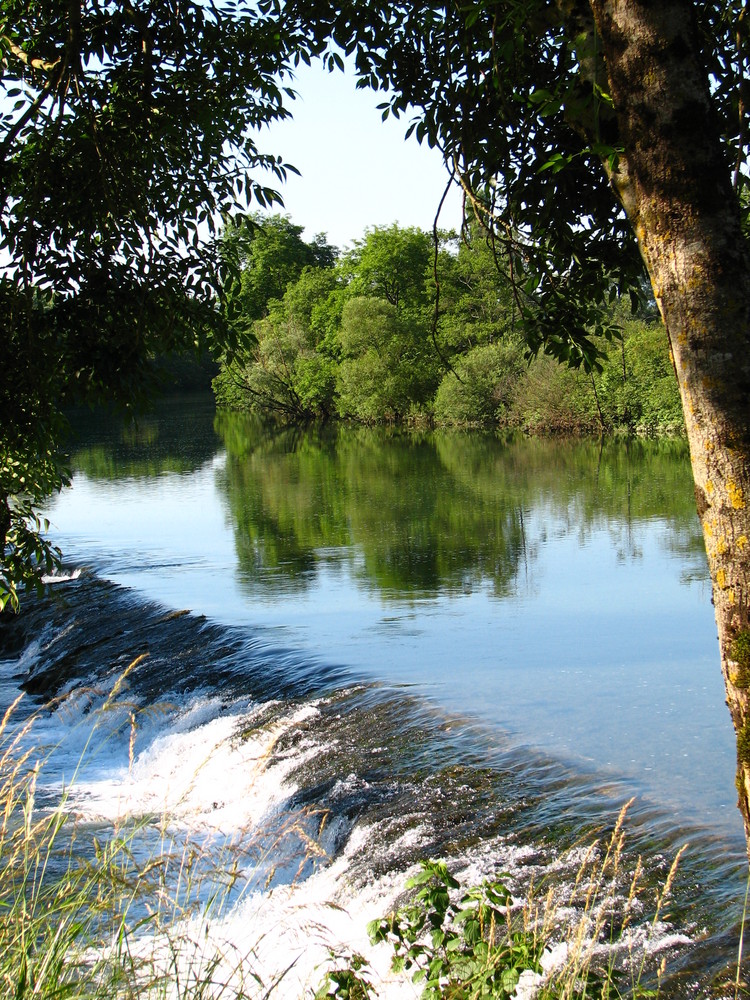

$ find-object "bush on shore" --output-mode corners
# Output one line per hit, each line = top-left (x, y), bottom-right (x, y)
(215, 217), (682, 436)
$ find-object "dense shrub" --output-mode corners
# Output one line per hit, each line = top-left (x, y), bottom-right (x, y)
(434, 340), (525, 425)
(621, 320), (683, 431)
(510, 355), (600, 433)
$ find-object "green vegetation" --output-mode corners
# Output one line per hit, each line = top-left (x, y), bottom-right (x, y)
(318, 808), (685, 999)
(738, 721), (750, 767)
(0, 685), (688, 1000)
(731, 632), (750, 690)
(365, 861), (545, 998)
(0, 0), (306, 609)
(214, 217), (682, 434)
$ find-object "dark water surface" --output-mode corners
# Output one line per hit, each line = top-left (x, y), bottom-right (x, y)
(1, 394), (747, 996)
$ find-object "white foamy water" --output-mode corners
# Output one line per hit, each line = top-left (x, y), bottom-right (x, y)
(110, 808), (693, 1000)
(41, 568), (83, 584)
(70, 698), (323, 835)
(117, 841), (423, 999)
(0, 629), (703, 999)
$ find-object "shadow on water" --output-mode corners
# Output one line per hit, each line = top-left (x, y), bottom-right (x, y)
(65, 392), (222, 481)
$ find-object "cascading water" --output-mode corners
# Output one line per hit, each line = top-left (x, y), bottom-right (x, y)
(0, 395), (746, 996)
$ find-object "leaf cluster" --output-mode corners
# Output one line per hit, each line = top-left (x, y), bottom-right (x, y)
(367, 859), (543, 998)
(0, 0), (307, 608)
(285, 0), (645, 371)
(316, 951), (376, 999)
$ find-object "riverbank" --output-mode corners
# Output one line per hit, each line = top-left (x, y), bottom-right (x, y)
(215, 315), (684, 437)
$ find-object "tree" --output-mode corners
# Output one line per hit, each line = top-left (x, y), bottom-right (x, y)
(436, 223), (517, 353)
(286, 0), (750, 849)
(221, 212), (338, 322)
(342, 223), (432, 312)
(216, 221), (447, 421)
(6, 0), (750, 854)
(433, 339), (526, 425)
(336, 295), (438, 419)
(214, 265), (340, 419)
(0, 0), (306, 609)
(214, 220), (341, 417)
(333, 225), (441, 418)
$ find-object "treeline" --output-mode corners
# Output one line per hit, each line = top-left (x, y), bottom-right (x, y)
(213, 214), (683, 433)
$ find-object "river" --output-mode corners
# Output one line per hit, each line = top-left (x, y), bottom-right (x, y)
(0, 393), (746, 996)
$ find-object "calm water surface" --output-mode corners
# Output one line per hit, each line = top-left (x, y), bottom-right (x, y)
(48, 397), (734, 837)
(5, 393), (743, 996)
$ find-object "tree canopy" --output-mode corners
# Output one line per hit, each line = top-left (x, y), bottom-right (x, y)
(215, 215), (678, 429)
(0, 0), (302, 608)
(287, 1), (747, 357)
(4, 0), (750, 850)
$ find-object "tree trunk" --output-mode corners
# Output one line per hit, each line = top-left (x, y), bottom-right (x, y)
(585, 0), (750, 850)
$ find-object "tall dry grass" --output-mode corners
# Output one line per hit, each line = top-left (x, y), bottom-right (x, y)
(0, 664), (697, 1000)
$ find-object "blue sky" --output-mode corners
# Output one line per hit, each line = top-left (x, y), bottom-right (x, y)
(258, 59), (465, 250)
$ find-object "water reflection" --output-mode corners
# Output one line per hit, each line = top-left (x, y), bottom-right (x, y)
(215, 413), (706, 602)
(67, 393), (220, 481)
(50, 403), (736, 836)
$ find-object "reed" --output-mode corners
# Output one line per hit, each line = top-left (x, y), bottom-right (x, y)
(0, 669), (278, 1000)
(536, 799), (687, 999)
(0, 676), (693, 1000)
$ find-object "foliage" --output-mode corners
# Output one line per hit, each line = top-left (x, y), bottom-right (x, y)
(217, 221), (449, 423)
(367, 860), (544, 998)
(1, 288), (69, 610)
(336, 296), (438, 420)
(221, 213), (339, 326)
(315, 952), (376, 999)
(434, 339), (526, 425)
(0, 495), (62, 613)
(511, 356), (600, 436)
(215, 214), (682, 434)
(0, 0), (307, 608)
(215, 261), (341, 419)
(436, 226), (518, 354)
(594, 320), (684, 433)
(341, 224), (433, 312)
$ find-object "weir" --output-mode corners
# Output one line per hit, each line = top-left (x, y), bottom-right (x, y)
(0, 397), (745, 994)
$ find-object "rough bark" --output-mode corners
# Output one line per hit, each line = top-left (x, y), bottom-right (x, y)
(585, 0), (750, 849)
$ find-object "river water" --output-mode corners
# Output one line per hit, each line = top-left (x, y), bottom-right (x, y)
(1, 394), (747, 996)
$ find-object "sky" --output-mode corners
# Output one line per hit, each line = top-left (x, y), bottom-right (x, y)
(256, 59), (465, 250)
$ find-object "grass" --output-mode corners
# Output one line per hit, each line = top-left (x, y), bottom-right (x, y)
(0, 660), (273, 1000)
(320, 802), (688, 1000)
(0, 671), (706, 1000)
